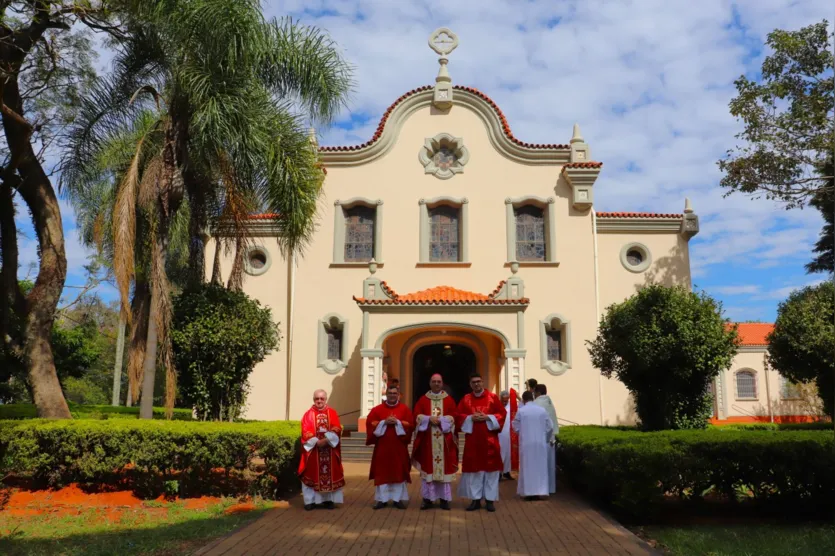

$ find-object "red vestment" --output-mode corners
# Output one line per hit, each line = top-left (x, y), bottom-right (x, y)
(298, 405), (345, 493)
(366, 401), (413, 486)
(411, 391), (459, 481)
(509, 388), (519, 472)
(457, 391), (507, 473)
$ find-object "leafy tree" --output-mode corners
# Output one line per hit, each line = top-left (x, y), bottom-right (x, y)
(0, 1), (108, 418)
(172, 284), (278, 421)
(587, 285), (739, 431)
(718, 20), (834, 208)
(767, 281), (834, 419)
(805, 159), (834, 274)
(61, 2), (353, 419)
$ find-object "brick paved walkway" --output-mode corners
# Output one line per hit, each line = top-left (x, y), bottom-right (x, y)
(196, 465), (656, 556)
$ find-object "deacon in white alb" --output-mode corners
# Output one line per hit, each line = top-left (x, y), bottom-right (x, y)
(512, 391), (554, 499)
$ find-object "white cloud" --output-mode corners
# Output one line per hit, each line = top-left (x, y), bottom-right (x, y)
(711, 285), (762, 296)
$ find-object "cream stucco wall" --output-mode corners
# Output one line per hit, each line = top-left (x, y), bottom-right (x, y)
(206, 89), (696, 428)
(718, 349), (820, 420)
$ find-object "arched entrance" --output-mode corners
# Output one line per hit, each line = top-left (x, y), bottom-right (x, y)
(411, 343), (476, 406)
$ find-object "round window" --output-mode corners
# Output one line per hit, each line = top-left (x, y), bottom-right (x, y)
(244, 247), (271, 276)
(619, 243), (651, 273)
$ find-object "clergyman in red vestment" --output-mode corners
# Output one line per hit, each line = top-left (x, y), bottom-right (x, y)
(498, 388), (520, 479)
(366, 384), (413, 509)
(411, 373), (458, 510)
(298, 389), (345, 511)
(457, 374), (507, 512)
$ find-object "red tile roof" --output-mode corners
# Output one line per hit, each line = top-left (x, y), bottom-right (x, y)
(319, 85), (573, 153)
(732, 323), (774, 346)
(595, 212), (683, 219)
(354, 282), (529, 306)
(246, 213), (280, 220)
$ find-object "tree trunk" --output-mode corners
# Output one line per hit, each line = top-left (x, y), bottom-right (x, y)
(15, 164), (71, 418)
(127, 280), (150, 403)
(1, 31), (70, 418)
(0, 182), (25, 350)
(111, 312), (126, 406)
(139, 282), (160, 419)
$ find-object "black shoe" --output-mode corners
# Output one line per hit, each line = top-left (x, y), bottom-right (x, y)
(373, 501), (386, 510)
(502, 473), (512, 480)
(420, 498), (433, 510)
(323, 501), (335, 510)
(304, 503), (315, 511)
(393, 501), (406, 510)
(524, 495), (535, 501)
(439, 499), (450, 511)
(466, 500), (481, 511)
(486, 501), (496, 512)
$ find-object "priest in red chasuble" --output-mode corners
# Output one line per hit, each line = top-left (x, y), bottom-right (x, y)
(411, 373), (458, 510)
(298, 389), (345, 511)
(498, 388), (520, 479)
(457, 374), (507, 512)
(366, 384), (412, 510)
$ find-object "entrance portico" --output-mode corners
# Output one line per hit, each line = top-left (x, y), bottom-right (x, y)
(355, 261), (528, 431)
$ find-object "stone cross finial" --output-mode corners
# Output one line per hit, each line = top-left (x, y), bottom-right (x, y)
(429, 28), (458, 110)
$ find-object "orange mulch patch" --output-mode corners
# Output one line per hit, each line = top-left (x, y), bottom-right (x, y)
(223, 502), (256, 515)
(1, 483), (225, 520)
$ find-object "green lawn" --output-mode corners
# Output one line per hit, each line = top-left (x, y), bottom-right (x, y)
(0, 498), (273, 556)
(643, 524), (835, 556)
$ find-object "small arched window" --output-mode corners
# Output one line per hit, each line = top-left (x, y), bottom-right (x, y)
(344, 206), (376, 262)
(429, 205), (460, 262)
(735, 370), (757, 399)
(514, 205), (546, 261)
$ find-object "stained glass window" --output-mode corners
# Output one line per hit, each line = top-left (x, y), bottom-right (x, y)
(344, 206), (375, 262)
(249, 250), (267, 269)
(327, 328), (342, 360)
(515, 205), (546, 261)
(432, 147), (457, 171)
(735, 371), (757, 399)
(626, 249), (643, 266)
(546, 329), (562, 361)
(429, 205), (460, 262)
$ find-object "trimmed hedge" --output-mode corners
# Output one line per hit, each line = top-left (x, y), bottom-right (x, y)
(0, 420), (300, 499)
(0, 403), (194, 421)
(557, 426), (835, 521)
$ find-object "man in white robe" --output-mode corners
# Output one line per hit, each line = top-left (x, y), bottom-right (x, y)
(512, 391), (553, 499)
(533, 384), (559, 494)
(499, 391), (512, 478)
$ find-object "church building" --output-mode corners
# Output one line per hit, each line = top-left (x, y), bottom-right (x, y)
(206, 29), (815, 430)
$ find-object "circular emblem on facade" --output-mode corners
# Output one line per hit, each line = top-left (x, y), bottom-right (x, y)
(419, 133), (470, 180)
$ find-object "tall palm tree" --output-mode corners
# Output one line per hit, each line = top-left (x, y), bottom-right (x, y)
(62, 1), (353, 417)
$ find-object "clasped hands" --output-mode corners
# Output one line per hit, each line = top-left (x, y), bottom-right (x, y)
(471, 411), (489, 422)
(384, 415), (398, 426)
(316, 427), (340, 448)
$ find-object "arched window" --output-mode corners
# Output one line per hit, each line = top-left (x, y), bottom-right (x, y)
(344, 206), (376, 262)
(515, 205), (546, 261)
(429, 205), (460, 261)
(735, 370), (757, 399)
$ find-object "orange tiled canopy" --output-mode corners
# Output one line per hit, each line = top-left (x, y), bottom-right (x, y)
(353, 282), (528, 306)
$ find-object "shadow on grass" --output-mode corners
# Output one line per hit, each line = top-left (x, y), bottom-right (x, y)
(0, 507), (272, 556)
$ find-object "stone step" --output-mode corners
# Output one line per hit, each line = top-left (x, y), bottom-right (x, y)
(340, 434), (468, 463)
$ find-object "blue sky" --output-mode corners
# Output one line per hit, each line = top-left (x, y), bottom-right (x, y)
(13, 0), (834, 321)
